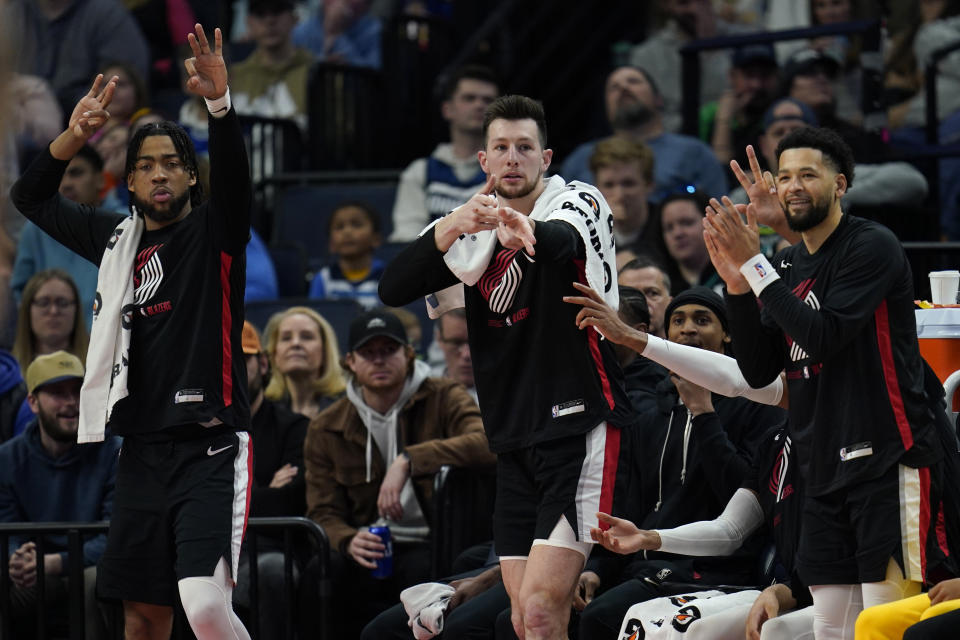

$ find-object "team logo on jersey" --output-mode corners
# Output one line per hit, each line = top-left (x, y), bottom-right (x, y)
(786, 279), (821, 362)
(478, 248), (534, 315)
(621, 619), (644, 640)
(671, 605), (703, 632)
(134, 244), (165, 304)
(769, 435), (793, 502)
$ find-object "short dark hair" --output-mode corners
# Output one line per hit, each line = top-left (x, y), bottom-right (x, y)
(659, 190), (710, 218)
(441, 64), (499, 102)
(74, 144), (104, 173)
(619, 254), (671, 293)
(328, 200), (382, 235)
(774, 126), (855, 188)
(618, 285), (651, 328)
(482, 95), (547, 148)
(124, 121), (203, 212)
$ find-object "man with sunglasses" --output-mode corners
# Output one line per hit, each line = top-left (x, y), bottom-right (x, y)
(303, 308), (495, 636)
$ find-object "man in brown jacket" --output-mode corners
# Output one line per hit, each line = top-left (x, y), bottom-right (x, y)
(304, 308), (494, 636)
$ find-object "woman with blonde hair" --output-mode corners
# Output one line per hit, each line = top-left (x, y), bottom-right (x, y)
(12, 269), (88, 373)
(263, 306), (346, 419)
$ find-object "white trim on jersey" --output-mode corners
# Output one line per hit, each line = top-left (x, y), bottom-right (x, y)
(575, 422), (609, 541)
(899, 464), (924, 582)
(230, 432), (252, 581)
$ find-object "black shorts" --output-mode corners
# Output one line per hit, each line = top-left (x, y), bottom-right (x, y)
(493, 423), (620, 558)
(98, 427), (252, 605)
(797, 463), (933, 586)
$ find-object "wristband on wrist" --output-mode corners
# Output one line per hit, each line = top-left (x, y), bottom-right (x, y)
(204, 88), (231, 117)
(738, 253), (780, 296)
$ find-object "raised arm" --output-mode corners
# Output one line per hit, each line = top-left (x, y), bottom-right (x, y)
(10, 75), (126, 264)
(183, 24), (251, 251)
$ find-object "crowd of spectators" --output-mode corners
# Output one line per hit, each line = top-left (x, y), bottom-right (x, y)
(1, 0), (960, 638)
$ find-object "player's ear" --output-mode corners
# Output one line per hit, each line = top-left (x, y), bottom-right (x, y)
(835, 173), (847, 198)
(478, 150), (488, 173)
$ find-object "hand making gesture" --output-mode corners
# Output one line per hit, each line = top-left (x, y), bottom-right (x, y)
(590, 513), (661, 554)
(496, 204), (536, 256)
(433, 173), (502, 251)
(563, 281), (643, 346)
(184, 23), (228, 100)
(67, 74), (118, 141)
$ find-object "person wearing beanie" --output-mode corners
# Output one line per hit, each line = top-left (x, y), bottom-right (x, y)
(570, 287), (784, 639)
(303, 309), (495, 637)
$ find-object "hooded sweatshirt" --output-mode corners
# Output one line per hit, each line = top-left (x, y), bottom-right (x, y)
(346, 359), (432, 542)
(0, 422), (120, 568)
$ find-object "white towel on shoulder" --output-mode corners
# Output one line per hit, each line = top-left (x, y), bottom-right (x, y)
(424, 175), (619, 318)
(78, 214), (143, 443)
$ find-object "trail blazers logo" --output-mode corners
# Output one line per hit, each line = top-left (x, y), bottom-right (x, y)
(478, 248), (534, 315)
(769, 435), (794, 503)
(787, 278), (820, 362)
(134, 245), (165, 304)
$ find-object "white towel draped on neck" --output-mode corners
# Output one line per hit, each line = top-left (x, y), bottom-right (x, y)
(424, 175), (620, 318)
(78, 214), (143, 443)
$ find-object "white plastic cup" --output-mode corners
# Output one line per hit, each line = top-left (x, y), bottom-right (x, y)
(929, 270), (960, 305)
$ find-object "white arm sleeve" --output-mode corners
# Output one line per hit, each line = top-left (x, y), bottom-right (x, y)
(642, 335), (784, 406)
(656, 488), (765, 556)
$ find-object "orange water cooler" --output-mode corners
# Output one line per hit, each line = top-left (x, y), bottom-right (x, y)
(916, 308), (960, 410)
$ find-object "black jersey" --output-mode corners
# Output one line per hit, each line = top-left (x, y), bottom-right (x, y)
(380, 191), (634, 453)
(727, 215), (939, 497)
(11, 110), (251, 435)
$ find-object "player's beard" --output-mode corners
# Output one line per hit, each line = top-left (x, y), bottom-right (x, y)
(784, 191), (832, 232)
(495, 169), (543, 200)
(132, 189), (191, 224)
(38, 406), (78, 444)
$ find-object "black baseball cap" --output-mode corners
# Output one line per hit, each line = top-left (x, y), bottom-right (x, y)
(732, 44), (778, 69)
(348, 310), (408, 351)
(782, 48), (841, 84)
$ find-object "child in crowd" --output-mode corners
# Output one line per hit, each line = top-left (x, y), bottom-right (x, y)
(308, 201), (384, 309)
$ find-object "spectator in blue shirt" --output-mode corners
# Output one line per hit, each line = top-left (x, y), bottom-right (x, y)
(293, 0), (382, 69)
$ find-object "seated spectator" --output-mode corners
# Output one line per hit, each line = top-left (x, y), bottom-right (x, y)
(885, 0), (960, 239)
(614, 285), (666, 417)
(309, 201), (384, 309)
(731, 98), (927, 244)
(430, 309), (476, 403)
(701, 44), (779, 169)
(304, 309), (494, 637)
(0, 351), (119, 639)
(659, 191), (721, 295)
(618, 255), (672, 339)
(628, 0), (754, 133)
(857, 578), (960, 640)
(12, 269), (88, 375)
(589, 137), (661, 259)
(12, 145), (110, 329)
(780, 47), (885, 162)
(561, 66), (728, 203)
(263, 306), (347, 419)
(390, 65), (500, 242)
(232, 0), (315, 131)
(245, 228), (279, 302)
(575, 288), (785, 639)
(5, 0), (150, 116)
(232, 322), (310, 637)
(293, 0), (382, 69)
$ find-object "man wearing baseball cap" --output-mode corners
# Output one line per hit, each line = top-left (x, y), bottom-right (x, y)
(303, 309), (495, 636)
(0, 351), (120, 638)
(232, 321), (310, 636)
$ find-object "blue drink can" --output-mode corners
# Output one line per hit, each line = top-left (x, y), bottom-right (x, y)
(369, 525), (393, 579)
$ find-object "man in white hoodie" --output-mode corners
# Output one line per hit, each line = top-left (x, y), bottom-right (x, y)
(303, 308), (495, 637)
